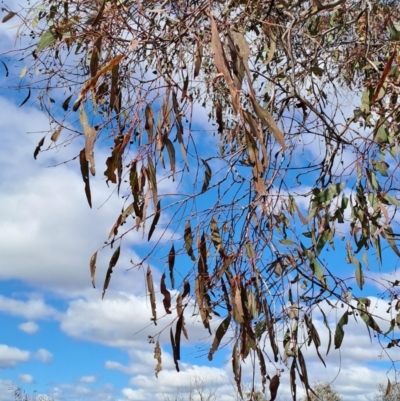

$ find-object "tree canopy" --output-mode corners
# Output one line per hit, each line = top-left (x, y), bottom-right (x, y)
(2, 0), (400, 399)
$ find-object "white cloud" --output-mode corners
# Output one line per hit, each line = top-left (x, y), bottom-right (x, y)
(18, 373), (34, 383)
(0, 344), (29, 368)
(0, 295), (58, 320)
(34, 348), (53, 364)
(79, 376), (97, 383)
(18, 321), (39, 334)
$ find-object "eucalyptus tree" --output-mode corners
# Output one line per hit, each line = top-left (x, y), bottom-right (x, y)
(2, 0), (400, 399)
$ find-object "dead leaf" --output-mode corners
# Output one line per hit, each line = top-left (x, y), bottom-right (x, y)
(90, 251), (97, 288)
(160, 273), (171, 314)
(79, 106), (97, 176)
(154, 340), (162, 377)
(147, 266), (157, 325)
(168, 244), (175, 288)
(102, 246), (121, 299)
(79, 148), (92, 208)
(33, 136), (45, 159)
(50, 127), (62, 142)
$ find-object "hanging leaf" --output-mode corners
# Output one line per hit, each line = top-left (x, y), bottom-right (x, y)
(164, 137), (176, 180)
(194, 42), (203, 78)
(33, 136), (45, 159)
(102, 246), (121, 299)
(148, 200), (161, 241)
(160, 273), (171, 314)
(145, 104), (154, 142)
(355, 259), (364, 290)
(79, 106), (96, 176)
(147, 266), (157, 325)
(208, 315), (231, 360)
(90, 251), (97, 288)
(62, 94), (73, 111)
(184, 220), (196, 261)
(168, 244), (175, 288)
(2, 10), (16, 23)
(201, 159), (212, 193)
(334, 310), (349, 349)
(154, 341), (162, 378)
(36, 30), (56, 52)
(170, 327), (179, 372)
(90, 37), (102, 78)
(182, 280), (190, 298)
(232, 341), (243, 398)
(19, 88), (31, 107)
(385, 378), (391, 396)
(382, 226), (400, 257)
(50, 127), (62, 142)
(79, 148), (92, 208)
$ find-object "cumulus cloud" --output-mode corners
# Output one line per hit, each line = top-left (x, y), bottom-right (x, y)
(34, 348), (53, 364)
(79, 376), (97, 383)
(18, 321), (39, 334)
(0, 295), (58, 320)
(0, 344), (29, 368)
(18, 373), (34, 383)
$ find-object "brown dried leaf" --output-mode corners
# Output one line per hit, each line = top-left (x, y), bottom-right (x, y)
(194, 42), (203, 78)
(168, 244), (175, 288)
(90, 251), (97, 288)
(184, 220), (196, 261)
(154, 340), (162, 377)
(170, 327), (179, 372)
(147, 266), (157, 325)
(201, 159), (212, 193)
(249, 96), (286, 150)
(215, 100), (224, 134)
(33, 136), (45, 160)
(79, 107), (96, 176)
(2, 10), (16, 23)
(182, 280), (190, 298)
(102, 246), (121, 299)
(90, 37), (102, 77)
(172, 90), (189, 170)
(385, 378), (392, 396)
(208, 315), (231, 361)
(145, 104), (154, 142)
(108, 203), (135, 239)
(79, 148), (92, 208)
(148, 200), (161, 241)
(160, 273), (171, 314)
(147, 156), (158, 208)
(164, 137), (176, 180)
(50, 126), (62, 142)
(232, 341), (243, 398)
(104, 132), (130, 184)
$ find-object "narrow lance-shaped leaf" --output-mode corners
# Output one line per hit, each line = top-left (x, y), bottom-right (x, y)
(383, 226), (400, 257)
(168, 244), (175, 288)
(90, 251), (97, 288)
(201, 159), (212, 193)
(232, 341), (243, 399)
(334, 310), (349, 349)
(147, 266), (157, 325)
(148, 200), (161, 241)
(208, 315), (231, 361)
(160, 273), (171, 314)
(184, 220), (196, 261)
(102, 246), (121, 299)
(164, 137), (175, 181)
(194, 42), (203, 78)
(79, 148), (92, 208)
(19, 88), (31, 107)
(145, 104), (154, 142)
(33, 136), (45, 159)
(170, 327), (179, 372)
(2, 10), (16, 23)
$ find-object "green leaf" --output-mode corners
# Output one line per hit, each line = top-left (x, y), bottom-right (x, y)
(208, 316), (231, 361)
(36, 30), (57, 52)
(382, 226), (400, 257)
(384, 194), (400, 206)
(373, 160), (389, 177)
(355, 259), (364, 290)
(334, 311), (349, 349)
(361, 87), (370, 113)
(164, 137), (175, 180)
(312, 182), (345, 206)
(310, 258), (326, 287)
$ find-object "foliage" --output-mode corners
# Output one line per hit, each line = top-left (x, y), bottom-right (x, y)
(3, 0), (400, 398)
(301, 382), (342, 401)
(374, 380), (400, 401)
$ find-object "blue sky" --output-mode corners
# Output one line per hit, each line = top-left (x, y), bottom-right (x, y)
(2, 6), (400, 401)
